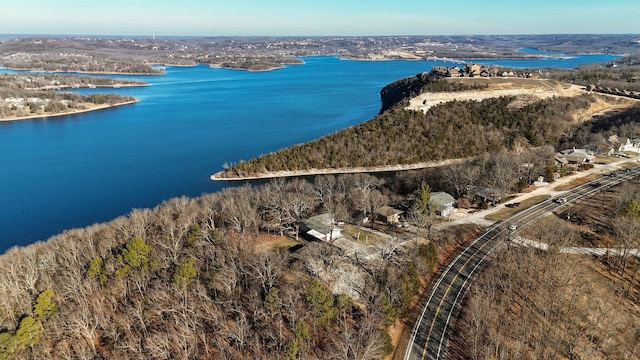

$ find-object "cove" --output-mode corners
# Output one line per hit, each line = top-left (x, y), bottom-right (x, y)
(0, 54), (621, 252)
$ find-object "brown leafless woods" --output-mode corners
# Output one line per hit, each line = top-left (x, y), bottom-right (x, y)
(453, 179), (640, 360)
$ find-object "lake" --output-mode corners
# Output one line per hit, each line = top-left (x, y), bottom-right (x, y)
(0, 54), (620, 252)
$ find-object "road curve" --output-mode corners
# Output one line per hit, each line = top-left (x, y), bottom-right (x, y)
(403, 165), (640, 360)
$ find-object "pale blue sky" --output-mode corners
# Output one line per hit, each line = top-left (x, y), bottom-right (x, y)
(1, 0), (638, 36)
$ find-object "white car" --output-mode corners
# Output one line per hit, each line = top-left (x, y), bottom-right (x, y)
(508, 224), (517, 231)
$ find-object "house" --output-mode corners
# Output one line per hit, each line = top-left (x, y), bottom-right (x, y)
(431, 66), (449, 77)
(474, 187), (502, 205)
(464, 63), (481, 77)
(430, 66), (461, 77)
(556, 148), (595, 164)
(447, 66), (461, 77)
(376, 206), (403, 224)
(554, 153), (569, 166)
(431, 192), (456, 217)
(300, 213), (341, 242)
(618, 138), (640, 154)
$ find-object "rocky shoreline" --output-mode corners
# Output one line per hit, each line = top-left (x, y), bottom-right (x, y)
(210, 158), (468, 181)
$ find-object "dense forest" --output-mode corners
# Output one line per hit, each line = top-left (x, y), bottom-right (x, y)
(1, 158), (637, 359)
(0, 174), (454, 359)
(559, 105), (640, 149)
(220, 92), (596, 178)
(0, 143), (569, 359)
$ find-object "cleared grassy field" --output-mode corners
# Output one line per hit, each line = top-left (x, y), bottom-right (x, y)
(552, 174), (601, 191)
(341, 224), (389, 245)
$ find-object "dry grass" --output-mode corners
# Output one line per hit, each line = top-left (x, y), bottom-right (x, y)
(407, 78), (587, 114)
(254, 234), (300, 252)
(552, 173), (601, 191)
(446, 77), (565, 91)
(341, 224), (389, 245)
(620, 160), (640, 169)
(484, 195), (550, 221)
(593, 156), (618, 164)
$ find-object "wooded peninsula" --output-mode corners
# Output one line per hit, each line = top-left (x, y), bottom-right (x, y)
(0, 73), (146, 121)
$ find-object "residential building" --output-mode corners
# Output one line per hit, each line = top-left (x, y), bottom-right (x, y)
(300, 213), (341, 242)
(556, 148), (595, 164)
(431, 192), (456, 217)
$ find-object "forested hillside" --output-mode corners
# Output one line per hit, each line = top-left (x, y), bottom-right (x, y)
(219, 93), (595, 178)
(550, 54), (640, 92)
(452, 178), (640, 359)
(0, 176), (443, 359)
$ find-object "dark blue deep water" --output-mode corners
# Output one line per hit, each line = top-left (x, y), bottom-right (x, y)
(0, 54), (620, 252)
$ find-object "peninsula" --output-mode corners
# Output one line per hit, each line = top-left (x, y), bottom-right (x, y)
(212, 70), (639, 181)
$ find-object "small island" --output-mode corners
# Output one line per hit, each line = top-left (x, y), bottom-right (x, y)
(0, 73), (147, 121)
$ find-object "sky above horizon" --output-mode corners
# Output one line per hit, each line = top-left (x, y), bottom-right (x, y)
(1, 1), (638, 36)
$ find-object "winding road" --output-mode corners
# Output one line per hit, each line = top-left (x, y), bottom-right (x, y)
(403, 165), (640, 360)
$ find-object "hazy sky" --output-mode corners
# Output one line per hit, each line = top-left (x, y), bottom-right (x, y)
(1, 0), (638, 36)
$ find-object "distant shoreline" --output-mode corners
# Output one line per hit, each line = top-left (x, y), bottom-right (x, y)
(210, 158), (468, 181)
(31, 83), (149, 90)
(0, 99), (139, 122)
(0, 66), (164, 76)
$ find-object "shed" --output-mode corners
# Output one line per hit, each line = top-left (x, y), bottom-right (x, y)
(376, 206), (403, 224)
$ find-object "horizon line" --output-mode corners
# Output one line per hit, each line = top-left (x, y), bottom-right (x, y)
(1, 32), (639, 39)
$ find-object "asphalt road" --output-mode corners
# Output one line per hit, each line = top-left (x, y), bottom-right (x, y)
(403, 165), (640, 360)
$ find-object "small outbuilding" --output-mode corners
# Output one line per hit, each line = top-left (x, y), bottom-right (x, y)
(474, 187), (502, 205)
(376, 206), (404, 224)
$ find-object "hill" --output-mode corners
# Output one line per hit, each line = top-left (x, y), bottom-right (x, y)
(216, 76), (633, 179)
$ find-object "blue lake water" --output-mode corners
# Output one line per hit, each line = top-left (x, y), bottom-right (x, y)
(0, 54), (621, 252)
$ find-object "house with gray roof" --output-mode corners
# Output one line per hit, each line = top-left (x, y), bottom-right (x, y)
(431, 192), (456, 217)
(556, 148), (595, 164)
(300, 213), (341, 242)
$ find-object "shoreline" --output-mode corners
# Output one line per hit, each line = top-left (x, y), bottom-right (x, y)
(29, 83), (150, 91)
(209, 64), (287, 72)
(0, 99), (139, 122)
(0, 67), (164, 76)
(210, 158), (469, 181)
(208, 59), (305, 72)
